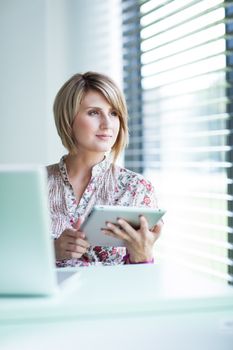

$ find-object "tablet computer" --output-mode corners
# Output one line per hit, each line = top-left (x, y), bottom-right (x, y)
(81, 205), (166, 247)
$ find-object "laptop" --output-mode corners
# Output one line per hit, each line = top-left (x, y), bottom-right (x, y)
(0, 164), (80, 296)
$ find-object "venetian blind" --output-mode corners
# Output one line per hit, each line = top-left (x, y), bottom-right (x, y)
(122, 0), (233, 283)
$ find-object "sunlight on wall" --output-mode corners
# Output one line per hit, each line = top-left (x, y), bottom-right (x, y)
(0, 0), (122, 165)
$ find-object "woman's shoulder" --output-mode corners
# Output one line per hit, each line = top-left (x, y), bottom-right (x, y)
(113, 164), (152, 186)
(112, 165), (156, 206)
(46, 163), (60, 178)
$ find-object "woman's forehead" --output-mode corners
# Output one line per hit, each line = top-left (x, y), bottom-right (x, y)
(80, 90), (113, 109)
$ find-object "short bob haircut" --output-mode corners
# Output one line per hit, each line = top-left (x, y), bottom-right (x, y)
(53, 71), (129, 162)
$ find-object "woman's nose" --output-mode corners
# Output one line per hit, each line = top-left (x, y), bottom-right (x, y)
(100, 113), (112, 128)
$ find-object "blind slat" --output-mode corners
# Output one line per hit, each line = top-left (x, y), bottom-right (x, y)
(122, 0), (233, 284)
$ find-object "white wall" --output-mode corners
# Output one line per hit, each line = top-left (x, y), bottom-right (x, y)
(0, 0), (122, 165)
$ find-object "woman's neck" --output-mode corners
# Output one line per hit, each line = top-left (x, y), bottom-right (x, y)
(65, 152), (105, 179)
(64, 152), (106, 204)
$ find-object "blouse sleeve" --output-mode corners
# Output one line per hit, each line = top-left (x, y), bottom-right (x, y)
(47, 164), (70, 239)
(132, 177), (158, 209)
(124, 176), (159, 265)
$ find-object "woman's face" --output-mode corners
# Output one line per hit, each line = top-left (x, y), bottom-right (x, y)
(72, 90), (120, 156)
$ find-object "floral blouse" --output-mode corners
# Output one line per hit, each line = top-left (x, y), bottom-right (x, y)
(47, 156), (158, 267)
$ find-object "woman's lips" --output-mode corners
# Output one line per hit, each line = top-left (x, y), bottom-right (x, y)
(96, 135), (112, 141)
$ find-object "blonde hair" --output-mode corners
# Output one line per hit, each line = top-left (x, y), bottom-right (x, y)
(53, 71), (129, 162)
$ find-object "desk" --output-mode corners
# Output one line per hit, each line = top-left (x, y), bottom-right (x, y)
(0, 261), (233, 350)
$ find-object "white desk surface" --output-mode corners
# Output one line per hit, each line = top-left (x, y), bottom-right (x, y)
(0, 260), (233, 350)
(0, 260), (233, 323)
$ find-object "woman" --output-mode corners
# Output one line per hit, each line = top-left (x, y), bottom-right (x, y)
(47, 71), (163, 267)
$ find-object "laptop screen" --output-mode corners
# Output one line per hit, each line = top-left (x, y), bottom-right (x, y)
(0, 165), (57, 296)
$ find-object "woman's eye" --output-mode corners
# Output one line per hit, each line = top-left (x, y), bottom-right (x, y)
(110, 111), (118, 117)
(88, 110), (99, 116)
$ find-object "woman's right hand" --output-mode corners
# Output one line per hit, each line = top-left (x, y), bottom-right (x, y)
(54, 218), (90, 260)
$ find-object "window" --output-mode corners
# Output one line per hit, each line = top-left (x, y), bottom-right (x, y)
(122, 0), (233, 284)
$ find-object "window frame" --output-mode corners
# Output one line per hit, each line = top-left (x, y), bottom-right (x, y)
(122, 0), (233, 284)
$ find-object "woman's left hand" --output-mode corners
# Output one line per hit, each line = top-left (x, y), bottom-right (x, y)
(102, 215), (163, 263)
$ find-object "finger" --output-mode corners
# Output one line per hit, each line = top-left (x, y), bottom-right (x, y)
(66, 235), (89, 249)
(151, 220), (163, 234)
(115, 219), (138, 240)
(72, 217), (83, 230)
(67, 243), (87, 255)
(102, 224), (130, 242)
(67, 229), (86, 240)
(139, 215), (149, 233)
(73, 237), (90, 248)
(101, 229), (129, 242)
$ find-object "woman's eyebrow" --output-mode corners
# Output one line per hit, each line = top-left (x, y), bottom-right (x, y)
(84, 106), (116, 111)
(84, 106), (103, 110)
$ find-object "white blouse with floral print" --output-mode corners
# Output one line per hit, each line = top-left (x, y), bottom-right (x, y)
(47, 156), (158, 267)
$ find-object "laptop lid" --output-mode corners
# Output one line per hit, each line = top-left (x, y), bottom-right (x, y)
(0, 165), (58, 296)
